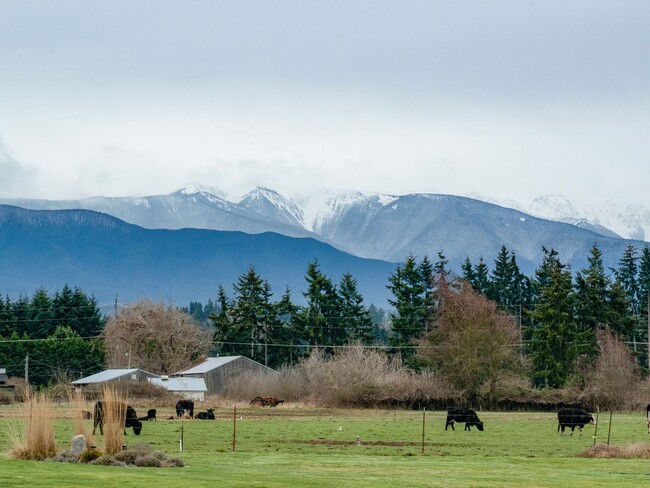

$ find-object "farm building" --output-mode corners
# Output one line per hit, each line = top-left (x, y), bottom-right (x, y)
(173, 356), (278, 395)
(148, 375), (208, 401)
(0, 368), (15, 398)
(71, 368), (159, 389)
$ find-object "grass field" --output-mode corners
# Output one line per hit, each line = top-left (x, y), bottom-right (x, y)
(1, 404), (650, 487)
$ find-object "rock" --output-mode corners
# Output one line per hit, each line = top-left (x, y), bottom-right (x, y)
(71, 434), (87, 456)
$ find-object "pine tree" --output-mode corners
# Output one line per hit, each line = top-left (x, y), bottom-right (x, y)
(529, 256), (583, 388)
(386, 255), (427, 362)
(298, 261), (342, 349)
(30, 288), (54, 338)
(338, 273), (373, 344)
(473, 257), (491, 295)
(574, 244), (611, 354)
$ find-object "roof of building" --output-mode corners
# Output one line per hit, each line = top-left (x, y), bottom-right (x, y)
(71, 368), (159, 385)
(0, 368), (8, 383)
(148, 376), (207, 392)
(174, 356), (278, 375)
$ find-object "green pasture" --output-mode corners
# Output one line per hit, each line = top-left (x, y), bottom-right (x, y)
(1, 406), (650, 487)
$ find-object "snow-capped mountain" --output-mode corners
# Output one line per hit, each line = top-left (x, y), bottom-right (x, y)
(466, 192), (650, 241)
(1, 184), (648, 276)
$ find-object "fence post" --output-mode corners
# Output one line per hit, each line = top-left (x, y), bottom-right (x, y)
(232, 406), (237, 452)
(607, 410), (613, 446)
(593, 406), (600, 447)
(421, 408), (426, 454)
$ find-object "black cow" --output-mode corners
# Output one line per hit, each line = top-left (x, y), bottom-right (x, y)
(92, 401), (142, 435)
(445, 407), (484, 431)
(646, 404), (650, 434)
(139, 408), (157, 421)
(176, 399), (194, 418)
(557, 407), (595, 435)
(196, 408), (215, 420)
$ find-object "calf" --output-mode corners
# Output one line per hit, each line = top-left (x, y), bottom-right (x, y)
(445, 407), (484, 431)
(250, 396), (284, 407)
(92, 401), (142, 436)
(196, 408), (216, 420)
(175, 399), (194, 418)
(557, 407), (594, 435)
(646, 404), (650, 434)
(139, 408), (157, 421)
(81, 410), (93, 420)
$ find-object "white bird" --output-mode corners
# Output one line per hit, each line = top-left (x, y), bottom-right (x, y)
(337, 426), (343, 432)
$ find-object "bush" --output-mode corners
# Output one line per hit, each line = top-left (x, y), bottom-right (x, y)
(46, 450), (80, 463)
(164, 456), (185, 468)
(89, 455), (116, 466)
(80, 448), (102, 463)
(134, 454), (163, 467)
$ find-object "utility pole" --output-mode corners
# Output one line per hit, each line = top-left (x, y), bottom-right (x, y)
(114, 295), (118, 318)
(24, 353), (29, 385)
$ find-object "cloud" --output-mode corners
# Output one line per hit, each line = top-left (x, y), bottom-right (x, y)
(0, 137), (34, 197)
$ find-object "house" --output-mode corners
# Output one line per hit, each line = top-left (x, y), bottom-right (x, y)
(173, 356), (278, 395)
(71, 368), (159, 389)
(148, 375), (208, 401)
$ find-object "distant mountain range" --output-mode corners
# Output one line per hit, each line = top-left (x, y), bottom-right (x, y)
(0, 205), (394, 307)
(1, 187), (648, 309)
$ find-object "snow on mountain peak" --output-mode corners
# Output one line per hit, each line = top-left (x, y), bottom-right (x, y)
(178, 182), (227, 199)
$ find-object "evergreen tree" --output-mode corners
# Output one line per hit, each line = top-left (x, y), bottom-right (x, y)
(276, 287), (302, 365)
(30, 288), (54, 338)
(338, 273), (373, 344)
(230, 266), (282, 366)
(297, 261), (342, 349)
(461, 257), (476, 285)
(473, 257), (491, 295)
(386, 255), (427, 362)
(529, 256), (583, 388)
(638, 246), (650, 367)
(574, 244), (611, 353)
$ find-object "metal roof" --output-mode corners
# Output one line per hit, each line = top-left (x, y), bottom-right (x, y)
(174, 356), (241, 375)
(71, 368), (158, 385)
(148, 376), (207, 392)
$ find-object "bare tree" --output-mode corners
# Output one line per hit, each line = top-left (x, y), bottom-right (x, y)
(103, 299), (212, 374)
(583, 327), (642, 409)
(416, 280), (525, 406)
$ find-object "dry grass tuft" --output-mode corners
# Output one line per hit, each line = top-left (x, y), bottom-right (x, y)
(580, 443), (650, 459)
(9, 392), (57, 460)
(101, 385), (126, 455)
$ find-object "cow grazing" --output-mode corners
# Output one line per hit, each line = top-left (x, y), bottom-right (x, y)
(92, 401), (142, 436)
(557, 407), (595, 435)
(196, 408), (216, 420)
(250, 396), (284, 407)
(139, 408), (157, 421)
(445, 407), (484, 431)
(175, 399), (194, 418)
(646, 404), (650, 434)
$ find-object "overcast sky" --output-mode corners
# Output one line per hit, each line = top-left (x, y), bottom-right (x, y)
(1, 1), (648, 206)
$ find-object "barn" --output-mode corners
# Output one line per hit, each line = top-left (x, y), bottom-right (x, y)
(71, 368), (160, 389)
(173, 356), (278, 395)
(148, 375), (208, 401)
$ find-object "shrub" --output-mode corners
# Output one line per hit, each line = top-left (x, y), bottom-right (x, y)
(134, 454), (163, 467)
(47, 451), (80, 463)
(80, 448), (103, 463)
(114, 449), (138, 465)
(89, 455), (116, 466)
(164, 456), (185, 468)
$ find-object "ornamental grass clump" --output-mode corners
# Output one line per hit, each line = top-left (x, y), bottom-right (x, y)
(100, 385), (125, 455)
(9, 392), (57, 460)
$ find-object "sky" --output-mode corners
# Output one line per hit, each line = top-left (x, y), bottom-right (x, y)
(1, 1), (649, 206)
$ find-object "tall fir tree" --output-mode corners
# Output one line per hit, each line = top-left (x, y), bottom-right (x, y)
(386, 255), (427, 362)
(529, 255), (583, 388)
(338, 273), (373, 344)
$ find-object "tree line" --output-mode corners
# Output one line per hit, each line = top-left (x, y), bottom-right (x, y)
(1, 243), (649, 391)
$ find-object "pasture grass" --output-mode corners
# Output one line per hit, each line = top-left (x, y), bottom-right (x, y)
(1, 405), (650, 487)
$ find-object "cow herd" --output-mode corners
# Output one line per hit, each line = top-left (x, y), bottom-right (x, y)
(86, 400), (647, 438)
